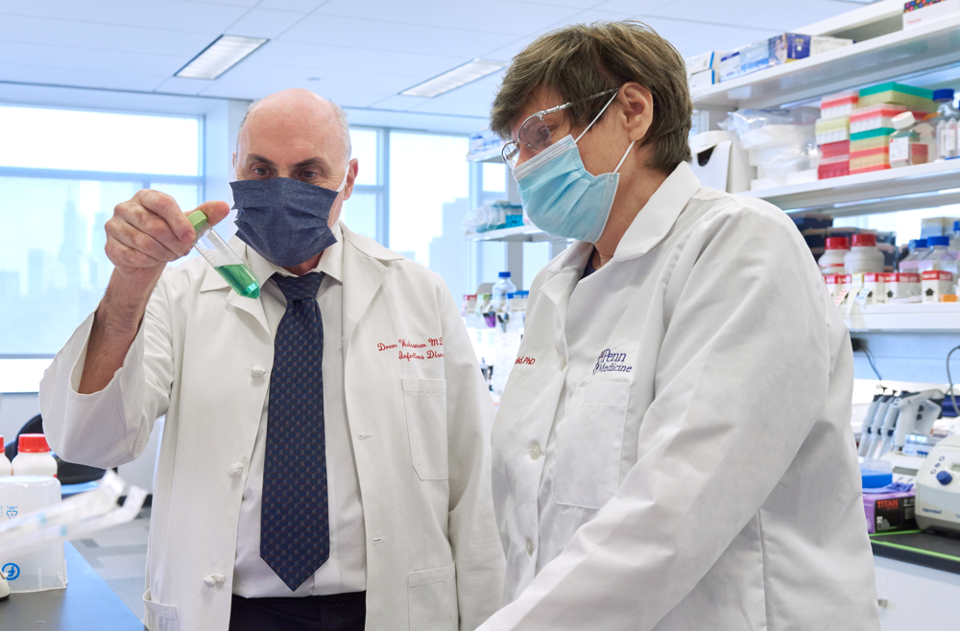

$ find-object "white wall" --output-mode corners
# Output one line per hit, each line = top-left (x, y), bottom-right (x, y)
(0, 392), (40, 447)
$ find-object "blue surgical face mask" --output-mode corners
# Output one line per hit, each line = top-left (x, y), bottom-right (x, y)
(512, 93), (635, 243)
(231, 171), (347, 268)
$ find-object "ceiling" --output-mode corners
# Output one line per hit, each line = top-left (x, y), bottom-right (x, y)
(0, 0), (868, 125)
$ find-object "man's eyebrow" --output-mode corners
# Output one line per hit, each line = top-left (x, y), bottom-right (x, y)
(248, 154), (276, 166)
(292, 156), (330, 170)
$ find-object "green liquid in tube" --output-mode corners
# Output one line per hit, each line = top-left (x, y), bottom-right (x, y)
(216, 264), (261, 299)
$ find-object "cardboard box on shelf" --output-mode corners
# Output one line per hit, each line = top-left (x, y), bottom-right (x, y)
(903, 0), (960, 29)
(685, 51), (723, 75)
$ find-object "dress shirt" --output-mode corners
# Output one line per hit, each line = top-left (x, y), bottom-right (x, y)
(232, 222), (367, 597)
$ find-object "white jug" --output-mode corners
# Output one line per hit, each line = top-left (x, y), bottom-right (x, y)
(0, 476), (67, 592)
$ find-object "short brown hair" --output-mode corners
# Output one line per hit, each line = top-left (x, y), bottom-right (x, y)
(490, 20), (692, 173)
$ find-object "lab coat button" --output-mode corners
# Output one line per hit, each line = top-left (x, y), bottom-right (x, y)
(251, 365), (266, 377)
(530, 442), (542, 460)
(559, 356), (567, 370)
(228, 462), (243, 477)
(203, 574), (225, 588)
(526, 538), (535, 556)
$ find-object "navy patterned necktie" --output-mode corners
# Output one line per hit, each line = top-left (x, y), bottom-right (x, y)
(260, 272), (330, 591)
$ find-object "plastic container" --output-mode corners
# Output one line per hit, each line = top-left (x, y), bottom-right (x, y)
(917, 236), (957, 277)
(849, 104), (912, 134)
(814, 116), (849, 144)
(818, 155), (849, 179)
(950, 220), (960, 253)
(898, 238), (928, 272)
(931, 89), (959, 160)
(491, 272), (517, 312)
(844, 233), (885, 274)
(820, 90), (859, 119)
(187, 210), (260, 300)
(819, 237), (850, 275)
(0, 436), (10, 476)
(0, 476), (66, 592)
(850, 128), (895, 152)
(889, 112), (929, 168)
(12, 435), (57, 478)
(858, 82), (936, 112)
(819, 140), (850, 158)
(849, 147), (891, 173)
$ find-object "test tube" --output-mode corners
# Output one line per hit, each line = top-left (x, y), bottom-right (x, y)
(187, 209), (260, 299)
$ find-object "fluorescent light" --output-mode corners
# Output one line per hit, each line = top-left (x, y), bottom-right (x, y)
(401, 59), (508, 98)
(175, 35), (268, 80)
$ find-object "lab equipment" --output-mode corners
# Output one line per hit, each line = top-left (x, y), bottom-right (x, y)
(931, 89), (959, 160)
(890, 389), (943, 453)
(11, 434), (57, 477)
(869, 394), (908, 459)
(863, 490), (916, 534)
(859, 394), (894, 457)
(858, 82), (937, 112)
(820, 90), (859, 119)
(0, 475), (66, 592)
(815, 116), (849, 145)
(915, 434), (960, 534)
(187, 210), (260, 299)
(917, 235), (956, 273)
(861, 458), (893, 489)
(898, 238), (928, 272)
(889, 112), (929, 168)
(880, 451), (926, 486)
(0, 436), (9, 476)
(491, 272), (517, 312)
(819, 236), (849, 275)
(844, 233), (884, 274)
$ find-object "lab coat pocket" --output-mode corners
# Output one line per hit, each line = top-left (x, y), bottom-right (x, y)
(408, 562), (458, 631)
(401, 378), (449, 481)
(143, 589), (179, 631)
(553, 381), (630, 509)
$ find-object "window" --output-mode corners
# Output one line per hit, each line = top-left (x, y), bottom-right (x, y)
(0, 105), (202, 392)
(340, 127), (384, 243)
(389, 131), (472, 301)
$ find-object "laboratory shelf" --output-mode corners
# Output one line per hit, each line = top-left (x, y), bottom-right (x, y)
(845, 302), (960, 332)
(465, 224), (563, 242)
(691, 14), (960, 111)
(744, 160), (960, 216)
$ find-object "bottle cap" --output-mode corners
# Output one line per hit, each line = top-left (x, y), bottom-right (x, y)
(892, 111), (915, 130)
(954, 220), (960, 233)
(825, 236), (849, 250)
(498, 271), (511, 278)
(187, 209), (210, 235)
(933, 89), (955, 102)
(852, 233), (877, 247)
(928, 236), (950, 247)
(916, 238), (928, 248)
(18, 434), (50, 453)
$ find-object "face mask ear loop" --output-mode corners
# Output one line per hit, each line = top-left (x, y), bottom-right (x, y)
(614, 140), (637, 173)
(575, 89), (620, 144)
(336, 165), (350, 193)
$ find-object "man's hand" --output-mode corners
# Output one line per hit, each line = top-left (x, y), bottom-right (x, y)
(79, 191), (230, 394)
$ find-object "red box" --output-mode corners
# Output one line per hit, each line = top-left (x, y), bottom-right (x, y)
(820, 140), (850, 158)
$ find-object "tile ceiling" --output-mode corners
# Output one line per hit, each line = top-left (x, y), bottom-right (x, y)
(0, 0), (865, 125)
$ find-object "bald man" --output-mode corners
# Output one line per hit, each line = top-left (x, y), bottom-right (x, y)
(40, 89), (505, 631)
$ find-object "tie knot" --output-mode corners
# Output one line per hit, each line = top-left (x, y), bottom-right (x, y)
(273, 272), (324, 302)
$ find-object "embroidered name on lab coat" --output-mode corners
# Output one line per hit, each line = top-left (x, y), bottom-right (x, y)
(593, 349), (633, 374)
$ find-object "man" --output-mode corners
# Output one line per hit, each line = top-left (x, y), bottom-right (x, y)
(480, 22), (880, 630)
(40, 88), (504, 631)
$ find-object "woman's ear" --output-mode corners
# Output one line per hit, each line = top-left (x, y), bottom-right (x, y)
(619, 83), (654, 143)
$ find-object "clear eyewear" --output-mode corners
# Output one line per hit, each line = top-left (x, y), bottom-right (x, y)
(501, 88), (619, 167)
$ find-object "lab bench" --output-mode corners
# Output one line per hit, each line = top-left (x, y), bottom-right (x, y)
(871, 530), (960, 628)
(0, 542), (145, 630)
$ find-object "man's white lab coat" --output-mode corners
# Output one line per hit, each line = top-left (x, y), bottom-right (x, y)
(482, 163), (880, 630)
(40, 223), (505, 631)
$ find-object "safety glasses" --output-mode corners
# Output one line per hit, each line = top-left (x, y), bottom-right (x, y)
(501, 88), (619, 167)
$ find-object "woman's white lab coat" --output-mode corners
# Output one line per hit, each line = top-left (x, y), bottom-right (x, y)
(482, 163), (880, 630)
(40, 224), (504, 631)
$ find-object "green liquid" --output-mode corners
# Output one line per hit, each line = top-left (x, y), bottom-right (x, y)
(216, 264), (261, 299)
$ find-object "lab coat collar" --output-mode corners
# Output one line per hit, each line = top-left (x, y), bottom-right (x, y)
(340, 222), (402, 351)
(611, 161), (701, 262)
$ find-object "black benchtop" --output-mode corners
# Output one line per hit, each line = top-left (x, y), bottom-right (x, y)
(871, 529), (960, 575)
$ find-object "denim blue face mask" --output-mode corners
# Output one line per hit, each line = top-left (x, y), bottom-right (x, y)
(512, 92), (635, 243)
(231, 171), (347, 267)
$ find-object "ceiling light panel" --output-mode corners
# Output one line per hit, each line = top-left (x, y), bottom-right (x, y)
(175, 35), (269, 80)
(401, 59), (508, 98)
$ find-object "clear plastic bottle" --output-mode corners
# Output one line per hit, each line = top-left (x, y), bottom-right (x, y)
(917, 236), (957, 274)
(818, 236), (850, 275)
(0, 435), (10, 476)
(12, 434), (58, 477)
(491, 272), (517, 311)
(899, 238), (928, 272)
(187, 210), (260, 299)
(931, 89), (959, 160)
(844, 233), (885, 274)
(950, 221), (960, 254)
(889, 112), (927, 168)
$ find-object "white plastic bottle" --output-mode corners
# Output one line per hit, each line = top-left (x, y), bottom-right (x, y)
(899, 238), (929, 272)
(12, 434), (58, 477)
(0, 435), (10, 476)
(932, 89), (959, 160)
(491, 272), (517, 311)
(844, 233), (885, 274)
(889, 112), (926, 168)
(818, 236), (850, 275)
